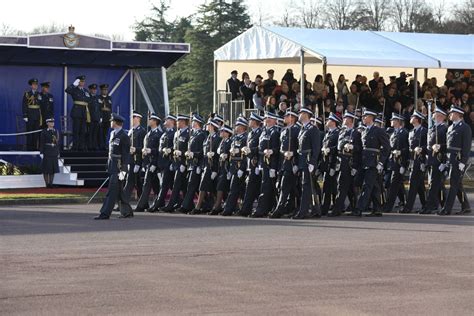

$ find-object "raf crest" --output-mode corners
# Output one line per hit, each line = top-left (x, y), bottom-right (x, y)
(63, 25), (80, 49)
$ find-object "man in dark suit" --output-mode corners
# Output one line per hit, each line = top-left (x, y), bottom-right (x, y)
(22, 78), (41, 150)
(65, 75), (90, 151)
(87, 84), (101, 151)
(38, 82), (54, 126)
(226, 70), (241, 100)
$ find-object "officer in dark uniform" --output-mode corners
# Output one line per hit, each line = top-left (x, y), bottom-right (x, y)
(39, 118), (59, 188)
(331, 111), (362, 216)
(221, 116), (248, 216)
(65, 75), (90, 151)
(98, 84), (112, 150)
(192, 118), (222, 214)
(320, 113), (341, 215)
(263, 69), (278, 96)
(383, 113), (409, 213)
(134, 113), (163, 212)
(251, 112), (281, 217)
(293, 107), (321, 219)
(237, 112), (263, 216)
(270, 109), (300, 218)
(421, 107), (448, 213)
(87, 84), (101, 151)
(160, 114), (190, 212)
(149, 114), (177, 212)
(95, 113), (133, 219)
(22, 78), (41, 150)
(350, 108), (390, 217)
(226, 70), (241, 100)
(180, 114), (207, 213)
(209, 124), (233, 215)
(439, 105), (472, 215)
(38, 82), (54, 127)
(123, 111), (146, 202)
(401, 110), (428, 213)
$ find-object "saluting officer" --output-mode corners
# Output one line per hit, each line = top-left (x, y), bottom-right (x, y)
(209, 124), (233, 215)
(221, 116), (249, 216)
(238, 112), (263, 217)
(95, 114), (133, 220)
(87, 84), (101, 151)
(180, 114), (207, 213)
(161, 114), (190, 212)
(39, 118), (59, 188)
(149, 114), (177, 212)
(331, 111), (362, 216)
(98, 84), (112, 150)
(383, 113), (409, 213)
(134, 113), (163, 212)
(350, 108), (390, 217)
(401, 110), (428, 213)
(38, 82), (54, 126)
(293, 107), (321, 219)
(320, 113), (341, 215)
(123, 111), (146, 203)
(65, 75), (90, 151)
(22, 78), (41, 150)
(270, 109), (300, 218)
(251, 112), (281, 217)
(421, 107), (448, 214)
(438, 105), (472, 215)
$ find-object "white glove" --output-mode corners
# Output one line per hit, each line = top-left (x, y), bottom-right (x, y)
(329, 168), (336, 176)
(185, 151), (194, 159)
(242, 147), (251, 155)
(165, 148), (172, 155)
(23, 117), (28, 123)
(237, 170), (244, 178)
(220, 153), (228, 160)
(150, 165), (157, 173)
(322, 147), (330, 155)
(233, 148), (240, 155)
(292, 165), (298, 174)
(344, 143), (353, 151)
(133, 165), (140, 173)
(269, 169), (276, 178)
(308, 164), (314, 173)
(414, 147), (423, 154)
(432, 144), (441, 153)
(179, 165), (186, 173)
(392, 150), (401, 157)
(255, 168), (260, 175)
(439, 164), (447, 172)
(351, 168), (357, 176)
(143, 148), (151, 155)
(99, 118), (103, 124)
(207, 152), (215, 158)
(174, 150), (182, 157)
(399, 167), (405, 175)
(376, 162), (384, 174)
(227, 172), (232, 180)
(169, 164), (173, 171)
(118, 171), (126, 181)
(264, 149), (273, 157)
(284, 151), (293, 159)
(459, 162), (465, 172)
(130, 146), (136, 154)
(420, 163), (426, 172)
(211, 171), (218, 180)
(73, 79), (80, 86)
(196, 167), (201, 174)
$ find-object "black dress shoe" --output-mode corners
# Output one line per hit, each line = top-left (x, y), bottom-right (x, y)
(328, 211), (341, 217)
(366, 211), (382, 217)
(134, 208), (146, 213)
(292, 213), (308, 220)
(250, 212), (265, 218)
(235, 210), (251, 217)
(209, 208), (221, 215)
(146, 208), (158, 213)
(118, 213), (134, 219)
(177, 208), (190, 214)
(113, 207), (120, 212)
(189, 209), (202, 215)
(347, 211), (362, 217)
(455, 209), (471, 215)
(268, 212), (282, 219)
(94, 215), (109, 220)
(437, 210), (450, 216)
(310, 211), (322, 218)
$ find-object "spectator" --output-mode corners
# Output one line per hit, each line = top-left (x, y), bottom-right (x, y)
(336, 74), (349, 101)
(252, 85), (265, 113)
(325, 73), (335, 99)
(444, 71), (454, 88)
(263, 69), (277, 96)
(226, 70), (241, 100)
(277, 101), (288, 117)
(240, 75), (254, 109)
(352, 74), (362, 92)
(369, 71), (381, 91)
(254, 75), (263, 89)
(265, 95), (278, 113)
(282, 69), (296, 87)
(312, 75), (325, 96)
(347, 84), (359, 107)
(298, 74), (312, 96)
(396, 72), (410, 90)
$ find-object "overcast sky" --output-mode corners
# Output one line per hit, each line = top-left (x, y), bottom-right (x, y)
(0, 0), (459, 40)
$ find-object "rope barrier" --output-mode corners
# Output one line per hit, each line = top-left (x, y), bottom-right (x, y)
(0, 129), (43, 136)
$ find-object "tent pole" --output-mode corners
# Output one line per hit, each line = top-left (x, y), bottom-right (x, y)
(129, 70), (134, 128)
(213, 59), (217, 113)
(63, 66), (68, 148)
(161, 66), (170, 116)
(322, 61), (327, 79)
(424, 68), (428, 82)
(300, 48), (305, 108)
(414, 68), (418, 109)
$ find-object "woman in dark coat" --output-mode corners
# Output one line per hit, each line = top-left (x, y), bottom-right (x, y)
(39, 118), (59, 188)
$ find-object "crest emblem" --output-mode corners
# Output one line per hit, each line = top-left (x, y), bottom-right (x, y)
(63, 25), (79, 49)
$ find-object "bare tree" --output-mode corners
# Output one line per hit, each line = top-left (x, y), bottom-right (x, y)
(392, 0), (435, 32)
(324, 0), (358, 30)
(30, 23), (67, 35)
(298, 0), (323, 28)
(453, 0), (474, 33)
(0, 23), (27, 36)
(355, 0), (393, 31)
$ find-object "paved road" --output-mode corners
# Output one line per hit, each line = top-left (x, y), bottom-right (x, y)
(1, 199), (473, 315)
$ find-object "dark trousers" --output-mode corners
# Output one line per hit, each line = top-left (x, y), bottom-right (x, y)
(223, 173), (246, 214)
(123, 165), (143, 202)
(151, 167), (174, 209)
(356, 167), (382, 213)
(99, 121), (109, 150)
(425, 164), (445, 211)
(72, 118), (86, 150)
(273, 170), (297, 216)
(165, 169), (188, 209)
(181, 168), (203, 211)
(295, 169), (319, 217)
(99, 173), (133, 217)
(383, 165), (406, 212)
(26, 119), (40, 150)
(333, 161), (356, 213)
(442, 162), (471, 213)
(239, 169), (261, 215)
(89, 121), (100, 150)
(321, 170), (337, 214)
(254, 168), (277, 216)
(136, 168), (160, 209)
(404, 168), (426, 211)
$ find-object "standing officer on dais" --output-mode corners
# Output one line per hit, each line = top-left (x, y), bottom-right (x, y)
(65, 75), (90, 151)
(39, 118), (59, 188)
(38, 82), (54, 126)
(22, 78), (41, 150)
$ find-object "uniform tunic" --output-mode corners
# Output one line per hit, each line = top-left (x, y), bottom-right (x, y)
(39, 128), (59, 174)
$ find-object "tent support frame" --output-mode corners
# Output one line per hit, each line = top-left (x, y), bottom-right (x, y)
(300, 49), (305, 109)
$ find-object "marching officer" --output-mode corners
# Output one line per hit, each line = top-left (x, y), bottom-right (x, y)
(320, 113), (341, 215)
(237, 112), (263, 217)
(180, 114), (207, 213)
(383, 113), (409, 213)
(99, 84), (112, 150)
(161, 114), (190, 212)
(65, 75), (90, 151)
(134, 113), (163, 212)
(87, 84), (101, 151)
(350, 108), (390, 217)
(293, 107), (321, 219)
(438, 105), (472, 215)
(209, 124), (233, 215)
(149, 114), (177, 212)
(22, 78), (41, 150)
(192, 118), (222, 214)
(270, 109), (300, 218)
(252, 112), (281, 217)
(330, 111), (362, 216)
(39, 118), (59, 188)
(221, 116), (248, 216)
(401, 110), (428, 213)
(38, 82), (54, 126)
(95, 113), (133, 220)
(421, 107), (448, 214)
(123, 111), (146, 203)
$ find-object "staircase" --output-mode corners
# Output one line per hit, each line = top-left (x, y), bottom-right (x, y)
(60, 151), (108, 187)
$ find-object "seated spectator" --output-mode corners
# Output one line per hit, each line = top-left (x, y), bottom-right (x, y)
(277, 101), (288, 117)
(265, 95), (278, 113)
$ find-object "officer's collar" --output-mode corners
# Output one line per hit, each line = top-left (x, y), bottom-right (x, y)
(180, 126), (188, 132)
(150, 126), (158, 132)
(452, 119), (462, 126)
(101, 94), (107, 97)
(31, 89), (37, 93)
(413, 124), (421, 131)
(113, 127), (122, 133)
(47, 128), (54, 131)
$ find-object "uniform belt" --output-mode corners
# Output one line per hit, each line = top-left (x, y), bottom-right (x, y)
(447, 146), (461, 152)
(109, 154), (122, 158)
(363, 148), (380, 153)
(28, 105), (40, 109)
(74, 101), (88, 106)
(101, 108), (111, 112)
(44, 143), (56, 146)
(298, 150), (311, 154)
(280, 150), (294, 154)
